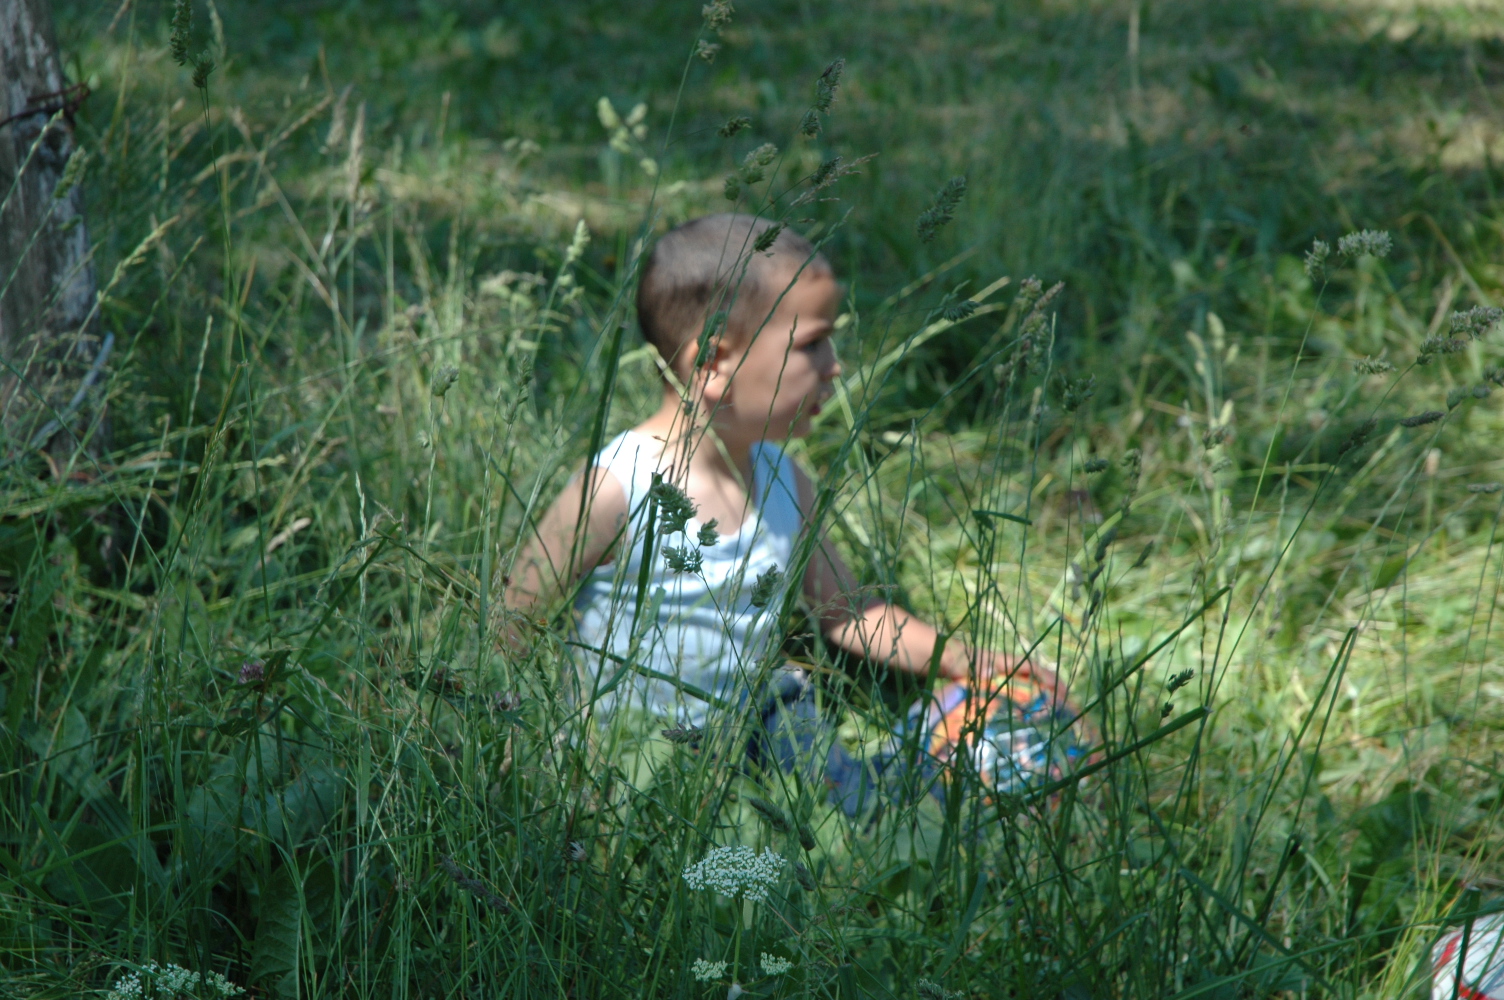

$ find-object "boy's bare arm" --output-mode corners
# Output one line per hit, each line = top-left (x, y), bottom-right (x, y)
(503, 465), (628, 622)
(793, 466), (1061, 691)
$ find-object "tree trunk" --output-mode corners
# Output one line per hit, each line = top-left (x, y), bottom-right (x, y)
(1, 0), (103, 456)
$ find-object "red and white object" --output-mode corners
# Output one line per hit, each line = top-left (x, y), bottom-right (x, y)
(1432, 914), (1504, 1000)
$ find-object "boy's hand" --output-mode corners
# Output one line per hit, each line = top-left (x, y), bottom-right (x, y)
(945, 648), (1070, 707)
(949, 648), (1099, 749)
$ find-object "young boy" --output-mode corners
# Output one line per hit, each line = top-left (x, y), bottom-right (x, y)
(505, 214), (1067, 792)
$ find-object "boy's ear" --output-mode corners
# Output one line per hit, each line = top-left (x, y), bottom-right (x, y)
(697, 337), (738, 403)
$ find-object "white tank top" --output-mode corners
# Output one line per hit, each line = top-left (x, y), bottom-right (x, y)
(572, 430), (801, 724)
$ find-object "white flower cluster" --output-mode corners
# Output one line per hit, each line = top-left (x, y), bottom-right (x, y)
(106, 963), (244, 1000)
(682, 845), (786, 902)
(691, 958), (728, 982)
(761, 953), (794, 976)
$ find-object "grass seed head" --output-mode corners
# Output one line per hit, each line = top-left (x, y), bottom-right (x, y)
(565, 219), (590, 264)
(753, 221), (786, 254)
(1303, 238), (1330, 281)
(662, 724), (703, 745)
(750, 566), (783, 608)
(718, 115), (752, 138)
(1337, 229), (1392, 259)
(1084, 457), (1109, 474)
(1420, 335), (1467, 358)
(740, 143), (779, 184)
(1019, 281), (1064, 339)
(943, 298), (977, 322)
(748, 795), (792, 832)
(192, 53), (216, 89)
(430, 364), (460, 398)
(52, 147), (90, 202)
(697, 39), (722, 62)
(1355, 356), (1396, 376)
(438, 856), (507, 912)
(664, 545), (704, 574)
(702, 0), (734, 30)
(1468, 483), (1503, 494)
(596, 97), (620, 131)
(1399, 410), (1444, 428)
(1058, 374), (1096, 413)
(1338, 417), (1377, 456)
(814, 58), (845, 113)
(169, 0), (193, 66)
(799, 109), (822, 137)
(1451, 305), (1504, 340)
(1016, 276), (1043, 310)
(916, 176), (967, 243)
(651, 478), (697, 535)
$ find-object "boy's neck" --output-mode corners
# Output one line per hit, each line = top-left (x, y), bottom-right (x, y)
(636, 388), (754, 486)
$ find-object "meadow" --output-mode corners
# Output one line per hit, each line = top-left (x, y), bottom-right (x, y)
(3, 0), (1504, 997)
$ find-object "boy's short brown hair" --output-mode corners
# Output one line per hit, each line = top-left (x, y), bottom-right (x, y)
(636, 213), (830, 375)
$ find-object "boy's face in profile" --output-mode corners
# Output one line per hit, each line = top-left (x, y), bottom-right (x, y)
(719, 265), (844, 440)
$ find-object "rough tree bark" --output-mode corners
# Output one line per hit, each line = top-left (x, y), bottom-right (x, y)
(1, 0), (103, 455)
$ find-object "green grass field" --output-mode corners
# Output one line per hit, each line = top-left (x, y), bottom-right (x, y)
(3, 1), (1504, 997)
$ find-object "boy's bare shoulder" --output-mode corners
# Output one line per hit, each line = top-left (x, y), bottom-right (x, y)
(576, 457), (630, 528)
(570, 454), (633, 567)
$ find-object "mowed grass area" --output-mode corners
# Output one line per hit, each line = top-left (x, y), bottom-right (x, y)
(1, 1), (1501, 997)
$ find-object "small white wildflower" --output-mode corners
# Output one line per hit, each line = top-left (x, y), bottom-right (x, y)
(105, 969), (145, 1000)
(106, 963), (243, 1000)
(159, 964), (201, 996)
(761, 953), (794, 975)
(1337, 229), (1392, 259)
(200, 971), (242, 998)
(682, 845), (786, 902)
(692, 958), (729, 982)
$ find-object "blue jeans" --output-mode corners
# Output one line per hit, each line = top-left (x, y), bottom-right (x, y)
(754, 670), (1090, 817)
(749, 666), (882, 817)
